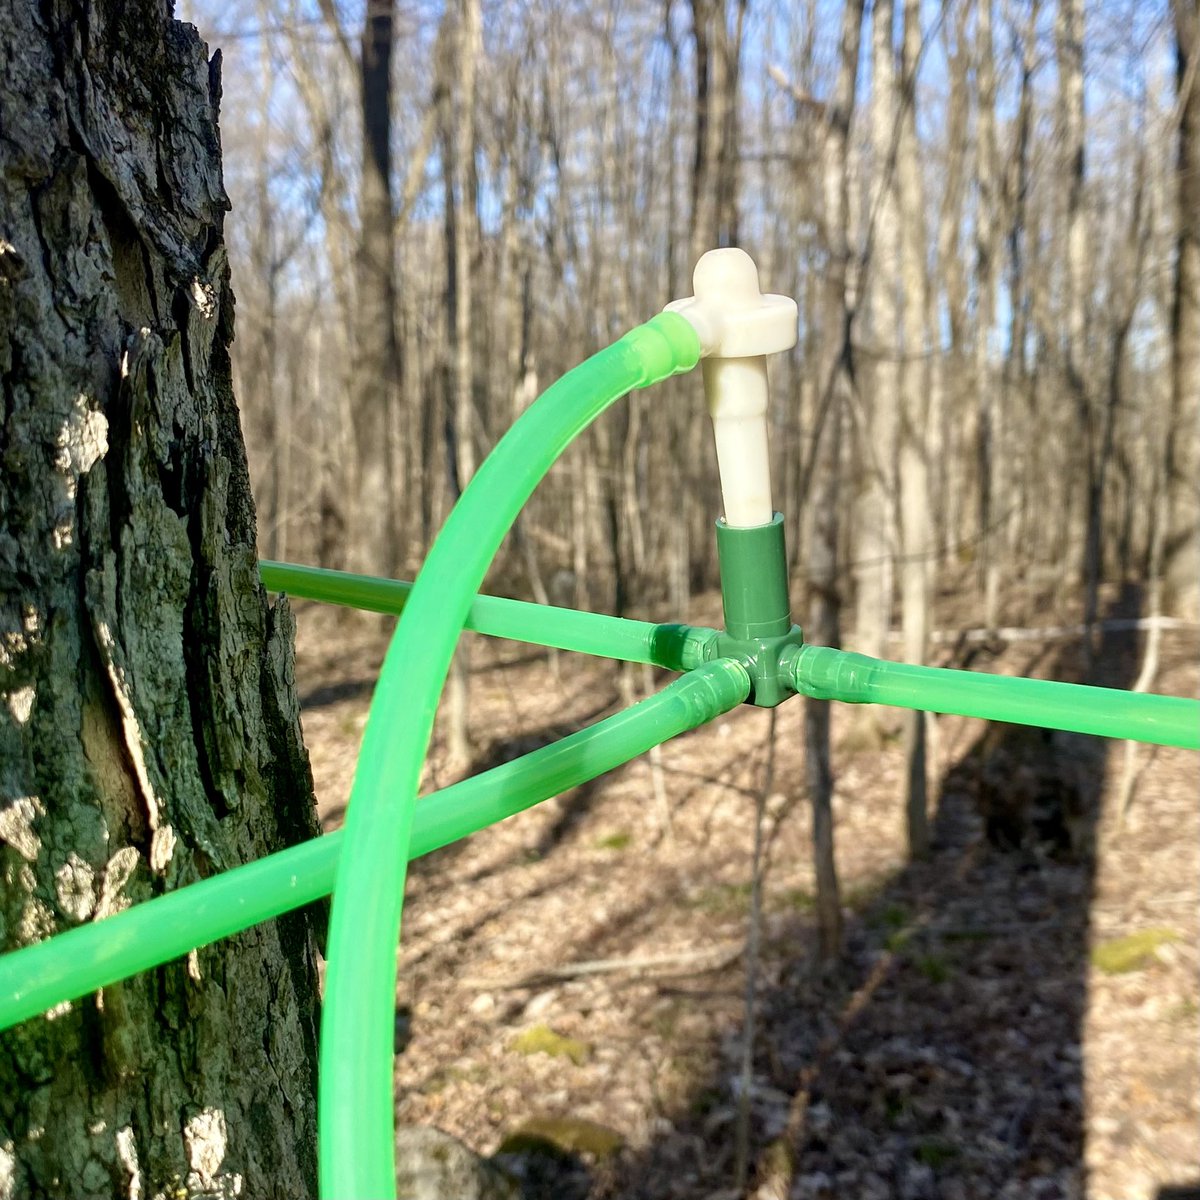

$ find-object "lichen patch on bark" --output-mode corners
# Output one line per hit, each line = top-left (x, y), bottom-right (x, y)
(3, 687), (35, 726)
(53, 853), (96, 922)
(115, 1125), (141, 1200)
(183, 1106), (231, 1191)
(0, 797), (45, 863)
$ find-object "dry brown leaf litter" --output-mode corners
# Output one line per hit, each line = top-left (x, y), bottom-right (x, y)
(291, 583), (1198, 1200)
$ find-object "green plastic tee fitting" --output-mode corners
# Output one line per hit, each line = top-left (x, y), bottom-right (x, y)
(707, 512), (804, 707)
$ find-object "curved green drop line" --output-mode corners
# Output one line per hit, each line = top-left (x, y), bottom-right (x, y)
(318, 313), (702, 1198)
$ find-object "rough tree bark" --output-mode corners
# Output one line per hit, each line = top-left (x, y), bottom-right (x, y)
(0, 2), (322, 1195)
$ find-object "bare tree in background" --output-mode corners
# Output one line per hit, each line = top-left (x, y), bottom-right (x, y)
(442, 0), (482, 768)
(1057, 0), (1091, 599)
(687, 0), (747, 259)
(312, 0), (404, 576)
(896, 0), (931, 859)
(1168, 0), (1200, 619)
(855, 0), (900, 667)
(803, 0), (866, 958)
(975, 0), (1001, 628)
(352, 0), (403, 576)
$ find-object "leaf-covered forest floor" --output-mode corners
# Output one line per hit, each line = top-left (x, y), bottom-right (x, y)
(291, 574), (1198, 1200)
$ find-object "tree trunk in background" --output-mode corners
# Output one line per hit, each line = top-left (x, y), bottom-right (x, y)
(931, 2), (969, 565)
(1084, 144), (1148, 667)
(287, 25), (356, 569)
(0, 2), (322, 1194)
(449, 0), (480, 497)
(352, 0), (402, 576)
(804, 0), (865, 960)
(442, 0), (481, 770)
(975, 0), (1001, 629)
(896, 0), (930, 859)
(1002, 0), (1038, 573)
(688, 0), (744, 259)
(247, 3), (281, 560)
(718, 0), (748, 250)
(688, 0), (719, 259)
(855, 0), (898, 664)
(1167, 0), (1200, 619)
(1057, 0), (1090, 599)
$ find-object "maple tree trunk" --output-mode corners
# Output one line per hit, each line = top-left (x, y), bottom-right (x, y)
(0, 1), (322, 1195)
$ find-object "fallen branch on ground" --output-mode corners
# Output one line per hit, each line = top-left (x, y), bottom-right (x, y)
(458, 943), (744, 990)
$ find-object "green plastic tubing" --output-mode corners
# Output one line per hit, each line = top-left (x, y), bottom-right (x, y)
(0, 659), (747, 1033)
(318, 313), (702, 1199)
(789, 644), (1200, 749)
(258, 560), (719, 672)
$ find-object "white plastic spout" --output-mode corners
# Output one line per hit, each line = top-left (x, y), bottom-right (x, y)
(664, 249), (798, 528)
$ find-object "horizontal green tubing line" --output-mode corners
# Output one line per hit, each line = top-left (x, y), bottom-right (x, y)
(0, 658), (749, 1032)
(789, 644), (1200, 749)
(259, 560), (718, 673)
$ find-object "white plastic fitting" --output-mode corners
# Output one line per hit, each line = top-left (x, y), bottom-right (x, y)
(665, 249), (798, 528)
